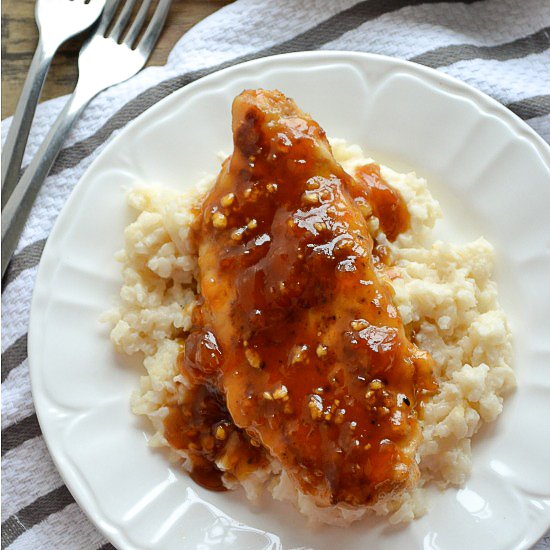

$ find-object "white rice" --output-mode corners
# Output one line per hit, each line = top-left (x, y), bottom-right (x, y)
(105, 139), (515, 525)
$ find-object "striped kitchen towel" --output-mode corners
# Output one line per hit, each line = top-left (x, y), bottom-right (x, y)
(2, 0), (549, 548)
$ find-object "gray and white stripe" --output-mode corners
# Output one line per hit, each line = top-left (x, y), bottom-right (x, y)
(2, 0), (549, 548)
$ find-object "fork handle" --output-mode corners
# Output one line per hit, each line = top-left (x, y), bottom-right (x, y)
(1, 38), (57, 206)
(1, 87), (92, 278)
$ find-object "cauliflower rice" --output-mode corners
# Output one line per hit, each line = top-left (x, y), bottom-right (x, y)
(106, 139), (515, 525)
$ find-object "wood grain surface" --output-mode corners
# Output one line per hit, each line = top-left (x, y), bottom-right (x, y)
(1, 0), (234, 120)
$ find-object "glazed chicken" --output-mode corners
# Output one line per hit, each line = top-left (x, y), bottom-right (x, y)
(174, 89), (436, 506)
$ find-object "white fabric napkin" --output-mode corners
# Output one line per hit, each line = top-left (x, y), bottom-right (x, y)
(2, 0), (549, 547)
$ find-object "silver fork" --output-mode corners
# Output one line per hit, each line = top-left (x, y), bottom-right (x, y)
(1, 0), (107, 201)
(1, 0), (172, 277)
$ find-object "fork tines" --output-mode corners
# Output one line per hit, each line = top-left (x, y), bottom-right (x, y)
(97, 0), (171, 53)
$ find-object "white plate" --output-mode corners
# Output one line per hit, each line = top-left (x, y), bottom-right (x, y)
(29, 51), (550, 550)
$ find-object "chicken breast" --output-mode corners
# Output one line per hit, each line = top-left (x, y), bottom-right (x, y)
(180, 89), (436, 506)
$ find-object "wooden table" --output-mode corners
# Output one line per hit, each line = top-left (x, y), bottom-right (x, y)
(1, 0), (234, 120)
